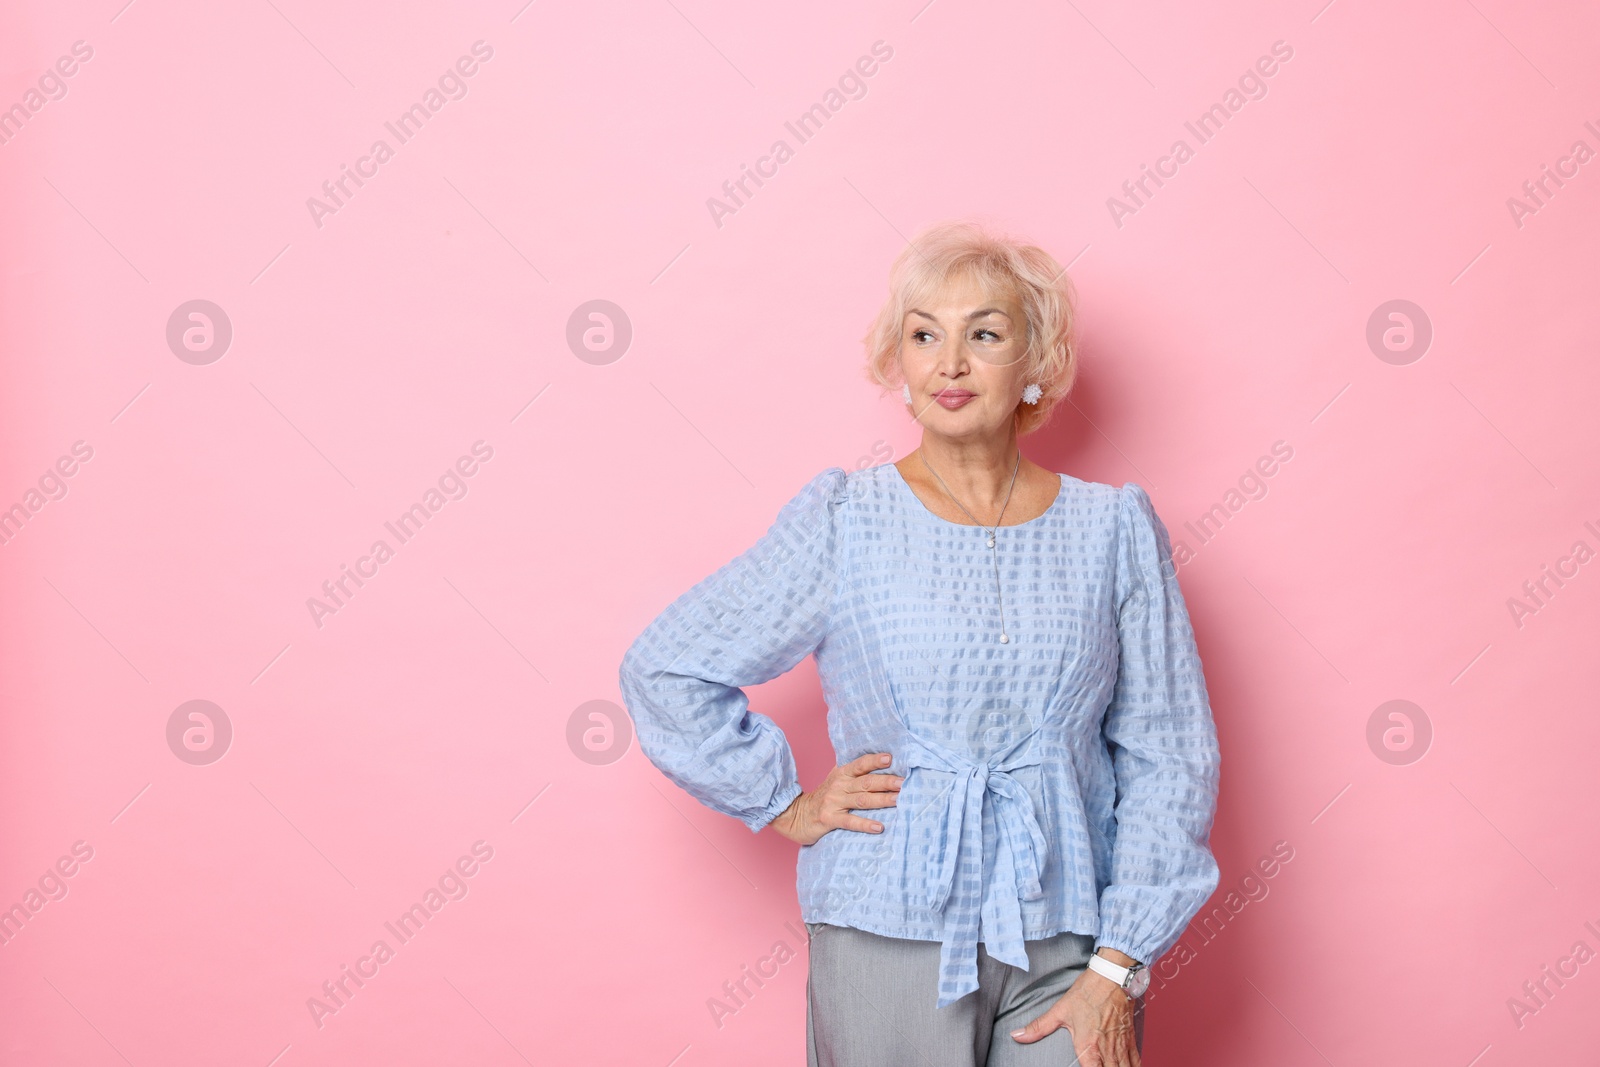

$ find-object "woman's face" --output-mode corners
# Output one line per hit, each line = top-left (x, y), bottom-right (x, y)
(899, 272), (1031, 441)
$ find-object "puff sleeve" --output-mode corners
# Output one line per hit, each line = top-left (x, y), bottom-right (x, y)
(1094, 482), (1223, 965)
(617, 467), (850, 833)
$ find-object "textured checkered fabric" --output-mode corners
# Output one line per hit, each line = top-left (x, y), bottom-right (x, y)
(618, 463), (1221, 1009)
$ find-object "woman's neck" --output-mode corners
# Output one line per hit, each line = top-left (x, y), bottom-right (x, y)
(912, 427), (1023, 514)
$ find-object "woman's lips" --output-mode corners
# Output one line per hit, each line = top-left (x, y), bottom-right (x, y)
(933, 389), (976, 410)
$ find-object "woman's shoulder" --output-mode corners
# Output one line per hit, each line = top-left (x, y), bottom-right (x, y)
(771, 465), (859, 527)
(793, 464), (854, 502)
(1051, 470), (1132, 512)
(799, 462), (892, 506)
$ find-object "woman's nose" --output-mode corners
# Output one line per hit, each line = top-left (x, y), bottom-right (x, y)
(933, 337), (971, 372)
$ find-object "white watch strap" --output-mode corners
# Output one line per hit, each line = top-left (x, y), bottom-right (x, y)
(1087, 953), (1131, 987)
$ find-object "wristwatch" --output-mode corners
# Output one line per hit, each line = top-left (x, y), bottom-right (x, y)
(1087, 952), (1150, 998)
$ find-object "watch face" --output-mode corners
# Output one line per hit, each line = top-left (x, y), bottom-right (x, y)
(1127, 966), (1151, 997)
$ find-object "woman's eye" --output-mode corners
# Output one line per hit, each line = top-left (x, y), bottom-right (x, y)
(975, 329), (1001, 341)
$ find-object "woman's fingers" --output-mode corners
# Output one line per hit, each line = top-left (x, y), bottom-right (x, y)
(843, 751), (894, 776)
(1006, 1003), (1066, 1044)
(834, 812), (888, 834)
(810, 754), (905, 834)
(838, 770), (900, 808)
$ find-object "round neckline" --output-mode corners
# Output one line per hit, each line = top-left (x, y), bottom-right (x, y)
(887, 462), (1065, 531)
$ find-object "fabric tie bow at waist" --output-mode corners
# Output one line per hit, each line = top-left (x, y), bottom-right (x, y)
(900, 732), (1048, 1008)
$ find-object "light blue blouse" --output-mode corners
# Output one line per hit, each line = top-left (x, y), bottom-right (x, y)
(617, 463), (1221, 1008)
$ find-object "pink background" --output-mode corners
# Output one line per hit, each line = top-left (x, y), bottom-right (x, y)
(3, 0), (1599, 1063)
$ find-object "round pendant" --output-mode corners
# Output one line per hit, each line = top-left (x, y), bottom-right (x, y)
(986, 537), (995, 548)
(999, 633), (1010, 643)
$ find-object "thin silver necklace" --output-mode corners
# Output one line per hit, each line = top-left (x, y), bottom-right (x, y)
(918, 447), (1022, 643)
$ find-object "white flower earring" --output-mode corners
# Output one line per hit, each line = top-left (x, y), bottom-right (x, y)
(902, 382), (913, 404)
(1021, 382), (1043, 405)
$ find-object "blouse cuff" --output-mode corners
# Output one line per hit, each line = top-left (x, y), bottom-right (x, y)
(744, 777), (804, 834)
(1093, 895), (1172, 968)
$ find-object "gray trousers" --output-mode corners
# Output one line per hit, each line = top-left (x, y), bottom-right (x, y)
(805, 922), (1145, 1067)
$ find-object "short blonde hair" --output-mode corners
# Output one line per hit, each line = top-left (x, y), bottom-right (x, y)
(862, 219), (1079, 436)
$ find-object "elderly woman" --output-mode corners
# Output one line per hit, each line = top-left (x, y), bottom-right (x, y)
(617, 220), (1221, 1067)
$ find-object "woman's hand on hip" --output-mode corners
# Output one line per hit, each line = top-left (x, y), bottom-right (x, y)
(767, 752), (902, 847)
(1008, 962), (1141, 1066)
